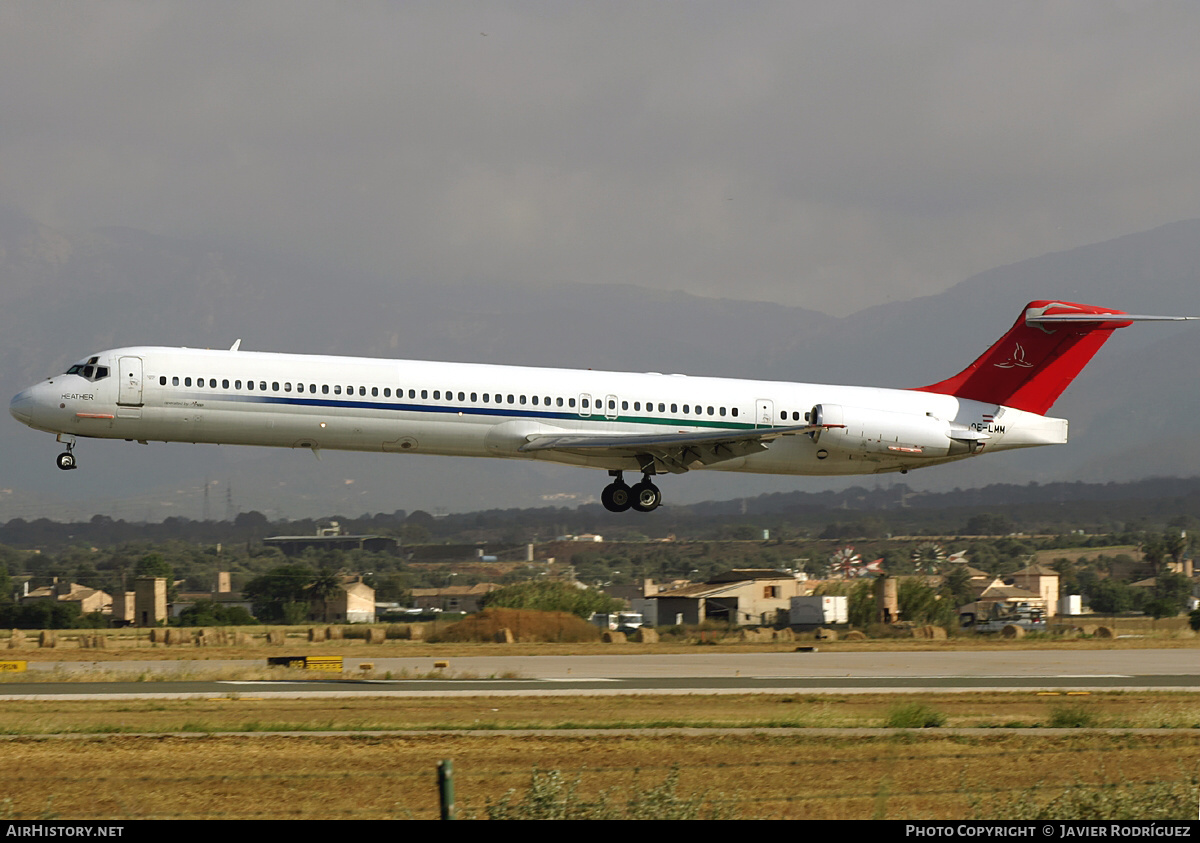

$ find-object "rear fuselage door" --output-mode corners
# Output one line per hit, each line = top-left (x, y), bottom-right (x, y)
(755, 398), (774, 428)
(118, 356), (144, 406)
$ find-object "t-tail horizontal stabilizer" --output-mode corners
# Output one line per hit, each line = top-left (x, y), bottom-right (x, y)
(914, 300), (1197, 415)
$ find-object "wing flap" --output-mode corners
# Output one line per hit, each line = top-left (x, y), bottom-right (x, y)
(520, 424), (833, 474)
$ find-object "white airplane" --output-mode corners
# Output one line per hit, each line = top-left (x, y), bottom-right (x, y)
(8, 300), (1194, 513)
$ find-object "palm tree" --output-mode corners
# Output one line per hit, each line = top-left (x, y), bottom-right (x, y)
(309, 568), (343, 623)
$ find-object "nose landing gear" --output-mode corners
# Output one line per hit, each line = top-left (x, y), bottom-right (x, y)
(601, 471), (662, 513)
(55, 435), (77, 471)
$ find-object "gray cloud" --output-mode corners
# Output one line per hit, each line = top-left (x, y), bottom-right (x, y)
(3, 1), (1200, 315)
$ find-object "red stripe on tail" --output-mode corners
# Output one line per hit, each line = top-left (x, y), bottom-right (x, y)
(912, 300), (1132, 415)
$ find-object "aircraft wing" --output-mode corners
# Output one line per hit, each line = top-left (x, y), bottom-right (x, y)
(519, 423), (835, 474)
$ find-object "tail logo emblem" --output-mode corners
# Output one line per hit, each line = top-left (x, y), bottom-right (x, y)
(994, 342), (1035, 369)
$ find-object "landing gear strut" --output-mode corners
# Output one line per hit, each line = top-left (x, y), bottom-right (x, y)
(601, 471), (662, 513)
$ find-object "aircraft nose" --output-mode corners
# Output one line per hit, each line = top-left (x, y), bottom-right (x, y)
(9, 389), (34, 425)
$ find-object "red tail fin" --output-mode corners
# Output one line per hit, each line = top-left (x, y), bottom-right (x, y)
(913, 301), (1133, 415)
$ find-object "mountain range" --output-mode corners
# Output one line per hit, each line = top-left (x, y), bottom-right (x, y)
(1, 207), (1197, 520)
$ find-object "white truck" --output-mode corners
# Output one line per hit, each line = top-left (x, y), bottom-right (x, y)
(589, 612), (645, 634)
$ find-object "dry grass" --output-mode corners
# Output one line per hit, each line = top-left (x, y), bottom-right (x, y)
(2, 732), (1198, 820)
(0, 691), (1198, 735)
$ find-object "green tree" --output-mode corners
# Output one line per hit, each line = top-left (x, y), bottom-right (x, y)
(177, 600), (258, 627)
(243, 564), (315, 623)
(898, 579), (955, 627)
(478, 580), (623, 618)
(308, 568), (343, 623)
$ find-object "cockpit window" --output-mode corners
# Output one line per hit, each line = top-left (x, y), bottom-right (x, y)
(65, 358), (110, 382)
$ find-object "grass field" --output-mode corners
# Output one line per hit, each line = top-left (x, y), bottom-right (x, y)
(1, 692), (1199, 820)
(2, 625), (1198, 820)
(3, 730), (1198, 820)
(1, 691), (1200, 734)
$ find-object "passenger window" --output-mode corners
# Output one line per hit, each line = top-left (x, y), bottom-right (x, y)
(209, 379), (216, 388)
(185, 377), (193, 387)
(223, 379), (230, 389)
(683, 405), (689, 414)
(284, 383), (292, 392)
(519, 395), (526, 405)
(359, 386), (365, 396)
(159, 376), (167, 386)
(732, 408), (738, 417)
(409, 390), (416, 399)
(719, 407), (726, 417)
(323, 385), (330, 394)
(272, 382), (280, 391)
(671, 404), (677, 413)
(556, 397), (563, 407)
(383, 388), (390, 397)
(371, 387), (378, 397)
(172, 377), (179, 386)
(458, 392), (465, 401)
(569, 398), (575, 408)
(483, 394), (490, 403)
(471, 393), (477, 402)
(633, 402), (640, 411)
(622, 401), (628, 410)
(658, 403), (665, 413)
(247, 381), (254, 391)
(707, 407), (714, 416)
(507, 395), (514, 404)
(433, 391), (440, 400)
(334, 385), (341, 395)
(532, 396), (539, 406)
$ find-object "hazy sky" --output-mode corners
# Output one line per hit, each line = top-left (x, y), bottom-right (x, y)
(4, 1), (1200, 316)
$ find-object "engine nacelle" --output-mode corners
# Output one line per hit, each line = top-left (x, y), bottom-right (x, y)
(811, 404), (976, 459)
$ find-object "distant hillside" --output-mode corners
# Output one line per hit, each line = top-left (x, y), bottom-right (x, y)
(2, 208), (1198, 519)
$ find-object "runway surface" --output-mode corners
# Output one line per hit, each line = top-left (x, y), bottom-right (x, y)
(2, 649), (1197, 699)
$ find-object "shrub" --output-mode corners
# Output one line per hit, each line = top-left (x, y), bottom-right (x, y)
(482, 766), (734, 820)
(430, 608), (601, 643)
(1047, 703), (1097, 728)
(884, 703), (946, 728)
(973, 778), (1199, 820)
(478, 580), (624, 618)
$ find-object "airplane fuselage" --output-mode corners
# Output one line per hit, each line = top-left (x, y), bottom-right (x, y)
(10, 345), (1065, 478)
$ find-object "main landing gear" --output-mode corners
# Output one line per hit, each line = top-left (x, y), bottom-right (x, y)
(601, 471), (662, 513)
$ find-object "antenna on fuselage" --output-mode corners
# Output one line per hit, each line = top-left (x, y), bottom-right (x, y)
(230, 339), (242, 352)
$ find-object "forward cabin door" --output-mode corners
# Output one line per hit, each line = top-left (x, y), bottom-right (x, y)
(604, 394), (619, 421)
(117, 356), (144, 419)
